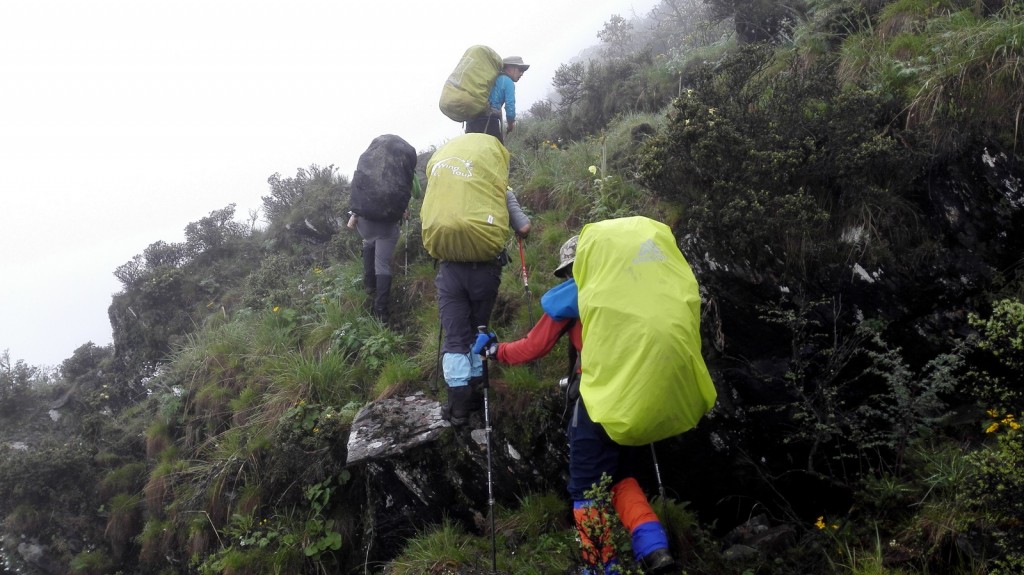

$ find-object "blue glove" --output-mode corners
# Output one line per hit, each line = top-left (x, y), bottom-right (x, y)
(472, 331), (499, 357)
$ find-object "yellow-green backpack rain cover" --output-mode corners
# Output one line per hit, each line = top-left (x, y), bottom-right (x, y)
(439, 45), (503, 122)
(421, 133), (510, 262)
(575, 216), (716, 446)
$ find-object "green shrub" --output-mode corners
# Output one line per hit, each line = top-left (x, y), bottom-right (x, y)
(638, 44), (923, 281)
(965, 424), (1024, 572)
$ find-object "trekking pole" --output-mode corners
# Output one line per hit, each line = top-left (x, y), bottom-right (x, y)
(516, 237), (540, 380)
(517, 236), (534, 325)
(477, 325), (498, 574)
(650, 443), (667, 501)
(404, 216), (409, 277)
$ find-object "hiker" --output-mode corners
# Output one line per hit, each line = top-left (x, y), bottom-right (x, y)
(348, 212), (401, 321)
(347, 134), (419, 322)
(420, 133), (532, 427)
(435, 185), (531, 426)
(474, 235), (683, 575)
(465, 56), (529, 143)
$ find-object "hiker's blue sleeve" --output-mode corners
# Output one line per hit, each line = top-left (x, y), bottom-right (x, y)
(541, 279), (579, 320)
(488, 75), (516, 122)
(505, 189), (531, 233)
(504, 77), (516, 122)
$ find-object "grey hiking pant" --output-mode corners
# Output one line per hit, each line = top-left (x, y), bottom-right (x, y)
(356, 217), (400, 275)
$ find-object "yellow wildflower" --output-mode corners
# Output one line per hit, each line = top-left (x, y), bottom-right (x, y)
(986, 422), (1000, 434)
(273, 306), (280, 313)
(815, 516), (826, 530)
(588, 165), (598, 175)
(987, 408), (999, 418)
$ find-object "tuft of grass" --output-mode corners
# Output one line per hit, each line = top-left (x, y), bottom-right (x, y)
(100, 462), (148, 499)
(372, 354), (421, 399)
(145, 419), (172, 459)
(3, 504), (42, 533)
(496, 364), (548, 393)
(187, 513), (214, 558)
(138, 518), (174, 565)
(192, 382), (235, 428)
(69, 549), (115, 575)
(105, 492), (142, 555)
(838, 3), (1024, 152)
(386, 518), (476, 575)
(255, 350), (357, 426)
(229, 385), (262, 426)
(498, 492), (570, 534)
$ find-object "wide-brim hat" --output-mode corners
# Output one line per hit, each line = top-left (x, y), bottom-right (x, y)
(502, 56), (530, 71)
(553, 235), (578, 277)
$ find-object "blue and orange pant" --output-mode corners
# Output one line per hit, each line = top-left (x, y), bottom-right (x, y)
(568, 399), (669, 569)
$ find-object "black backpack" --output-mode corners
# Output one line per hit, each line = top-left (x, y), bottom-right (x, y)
(349, 134), (417, 222)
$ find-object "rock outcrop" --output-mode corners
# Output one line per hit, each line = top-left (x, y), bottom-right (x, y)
(344, 387), (569, 563)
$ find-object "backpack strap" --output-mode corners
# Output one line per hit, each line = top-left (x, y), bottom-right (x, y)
(559, 319), (581, 420)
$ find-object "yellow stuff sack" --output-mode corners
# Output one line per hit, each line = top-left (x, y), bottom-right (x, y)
(421, 133), (510, 262)
(439, 45), (502, 122)
(575, 216), (716, 446)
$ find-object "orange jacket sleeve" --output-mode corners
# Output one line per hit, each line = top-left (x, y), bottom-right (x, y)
(495, 314), (582, 365)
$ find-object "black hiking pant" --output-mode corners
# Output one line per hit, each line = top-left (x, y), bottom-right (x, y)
(465, 113), (504, 144)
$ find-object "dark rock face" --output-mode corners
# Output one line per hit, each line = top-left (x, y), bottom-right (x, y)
(667, 140), (1024, 529)
(344, 388), (569, 565)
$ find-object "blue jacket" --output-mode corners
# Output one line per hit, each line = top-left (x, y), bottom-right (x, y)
(488, 73), (517, 122)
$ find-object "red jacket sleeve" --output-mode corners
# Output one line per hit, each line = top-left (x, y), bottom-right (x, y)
(496, 313), (582, 365)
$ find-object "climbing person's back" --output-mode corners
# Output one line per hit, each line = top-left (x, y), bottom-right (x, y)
(464, 55), (529, 143)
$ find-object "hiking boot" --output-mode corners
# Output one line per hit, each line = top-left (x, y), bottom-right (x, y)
(441, 385), (474, 427)
(361, 244), (376, 297)
(640, 548), (681, 574)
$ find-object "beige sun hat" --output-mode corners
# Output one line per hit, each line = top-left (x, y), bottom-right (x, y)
(553, 235), (578, 277)
(502, 56), (530, 71)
